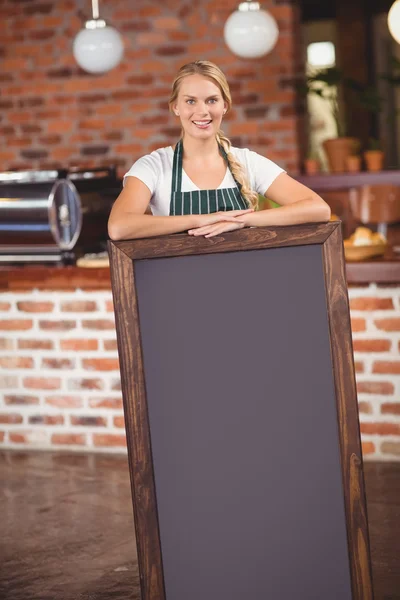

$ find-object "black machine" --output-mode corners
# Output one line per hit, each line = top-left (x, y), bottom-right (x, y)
(0, 167), (120, 263)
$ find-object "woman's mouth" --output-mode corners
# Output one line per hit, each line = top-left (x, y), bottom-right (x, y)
(192, 120), (212, 129)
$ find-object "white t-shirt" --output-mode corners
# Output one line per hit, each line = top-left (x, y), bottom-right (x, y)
(123, 146), (285, 216)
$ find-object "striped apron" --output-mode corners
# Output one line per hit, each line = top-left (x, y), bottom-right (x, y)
(169, 139), (248, 215)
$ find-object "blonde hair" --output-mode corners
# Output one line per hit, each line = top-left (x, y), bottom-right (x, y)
(169, 60), (259, 210)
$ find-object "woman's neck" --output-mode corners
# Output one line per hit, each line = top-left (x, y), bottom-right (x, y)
(181, 135), (219, 161)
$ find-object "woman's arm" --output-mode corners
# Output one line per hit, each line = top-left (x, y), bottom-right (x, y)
(189, 173), (331, 237)
(108, 177), (196, 240)
(108, 177), (253, 240)
(237, 173), (331, 227)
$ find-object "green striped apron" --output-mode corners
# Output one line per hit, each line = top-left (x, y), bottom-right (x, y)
(169, 139), (248, 215)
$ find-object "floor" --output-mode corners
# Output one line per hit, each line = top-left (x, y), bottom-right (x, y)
(0, 451), (399, 600)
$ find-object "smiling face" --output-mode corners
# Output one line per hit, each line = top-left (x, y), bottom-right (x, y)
(173, 74), (228, 139)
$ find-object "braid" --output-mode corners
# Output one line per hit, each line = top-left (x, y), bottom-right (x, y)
(216, 130), (259, 210)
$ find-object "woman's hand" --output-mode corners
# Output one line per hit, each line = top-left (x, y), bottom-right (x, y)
(188, 220), (246, 237)
(188, 209), (253, 237)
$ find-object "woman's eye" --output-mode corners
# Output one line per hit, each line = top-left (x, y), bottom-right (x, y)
(186, 99), (195, 104)
(208, 99), (217, 103)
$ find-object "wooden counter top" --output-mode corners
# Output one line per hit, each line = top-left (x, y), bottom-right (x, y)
(296, 169), (400, 190)
(1, 250), (400, 289)
(0, 264), (111, 291)
(346, 246), (400, 284)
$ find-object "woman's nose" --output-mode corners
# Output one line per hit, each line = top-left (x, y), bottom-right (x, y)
(197, 104), (209, 115)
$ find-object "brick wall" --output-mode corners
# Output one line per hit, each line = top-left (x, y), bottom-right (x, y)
(1, 284), (400, 459)
(348, 284), (400, 459)
(0, 290), (124, 452)
(0, 0), (303, 176)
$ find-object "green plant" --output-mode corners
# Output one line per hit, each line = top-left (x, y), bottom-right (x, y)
(306, 150), (319, 161)
(380, 56), (400, 120)
(297, 67), (385, 138)
(366, 137), (382, 151)
(381, 55), (400, 86)
(346, 81), (385, 115)
(349, 138), (361, 156)
(297, 67), (345, 137)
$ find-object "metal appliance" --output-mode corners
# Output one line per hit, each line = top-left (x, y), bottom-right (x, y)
(0, 167), (119, 263)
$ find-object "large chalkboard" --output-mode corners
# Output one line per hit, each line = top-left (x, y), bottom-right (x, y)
(108, 222), (374, 600)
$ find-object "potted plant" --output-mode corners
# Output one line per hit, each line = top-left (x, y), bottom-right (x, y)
(345, 139), (362, 172)
(363, 138), (385, 171)
(304, 146), (320, 175)
(346, 154), (362, 173)
(297, 67), (359, 173)
(304, 153), (320, 175)
(381, 55), (400, 87)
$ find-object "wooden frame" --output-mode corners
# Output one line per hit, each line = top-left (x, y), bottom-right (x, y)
(108, 221), (374, 600)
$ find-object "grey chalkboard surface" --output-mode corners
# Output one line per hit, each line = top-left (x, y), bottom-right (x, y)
(108, 222), (374, 600)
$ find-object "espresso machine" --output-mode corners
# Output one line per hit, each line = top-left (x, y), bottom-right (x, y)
(0, 167), (119, 263)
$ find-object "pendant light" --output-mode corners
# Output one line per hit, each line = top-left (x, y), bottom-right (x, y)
(388, 0), (400, 44)
(73, 0), (124, 74)
(223, 1), (279, 59)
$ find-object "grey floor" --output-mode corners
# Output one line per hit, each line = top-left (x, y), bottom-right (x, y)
(0, 451), (399, 599)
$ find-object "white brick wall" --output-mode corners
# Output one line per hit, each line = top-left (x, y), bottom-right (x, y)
(348, 284), (400, 460)
(0, 289), (126, 453)
(1, 284), (400, 459)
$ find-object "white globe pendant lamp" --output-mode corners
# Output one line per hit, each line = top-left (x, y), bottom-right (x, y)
(224, 1), (279, 59)
(73, 0), (124, 74)
(388, 0), (400, 44)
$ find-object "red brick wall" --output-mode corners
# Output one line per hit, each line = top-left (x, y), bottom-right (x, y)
(0, 290), (126, 451)
(1, 284), (400, 458)
(0, 0), (303, 176)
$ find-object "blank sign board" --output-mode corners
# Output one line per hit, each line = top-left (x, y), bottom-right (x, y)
(108, 222), (374, 600)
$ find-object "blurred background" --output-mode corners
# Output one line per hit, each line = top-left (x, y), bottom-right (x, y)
(1, 2), (400, 598)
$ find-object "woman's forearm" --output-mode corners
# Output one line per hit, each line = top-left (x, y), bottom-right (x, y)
(108, 213), (199, 240)
(240, 197), (331, 227)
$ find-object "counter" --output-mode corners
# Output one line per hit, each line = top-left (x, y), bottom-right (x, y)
(1, 250), (400, 289)
(0, 265), (111, 291)
(296, 169), (400, 190)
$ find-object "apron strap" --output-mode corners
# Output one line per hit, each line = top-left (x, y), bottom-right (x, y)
(171, 139), (183, 193)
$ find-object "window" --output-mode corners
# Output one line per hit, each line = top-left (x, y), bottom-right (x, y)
(307, 42), (336, 69)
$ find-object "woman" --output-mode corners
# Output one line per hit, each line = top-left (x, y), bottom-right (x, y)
(108, 60), (330, 240)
